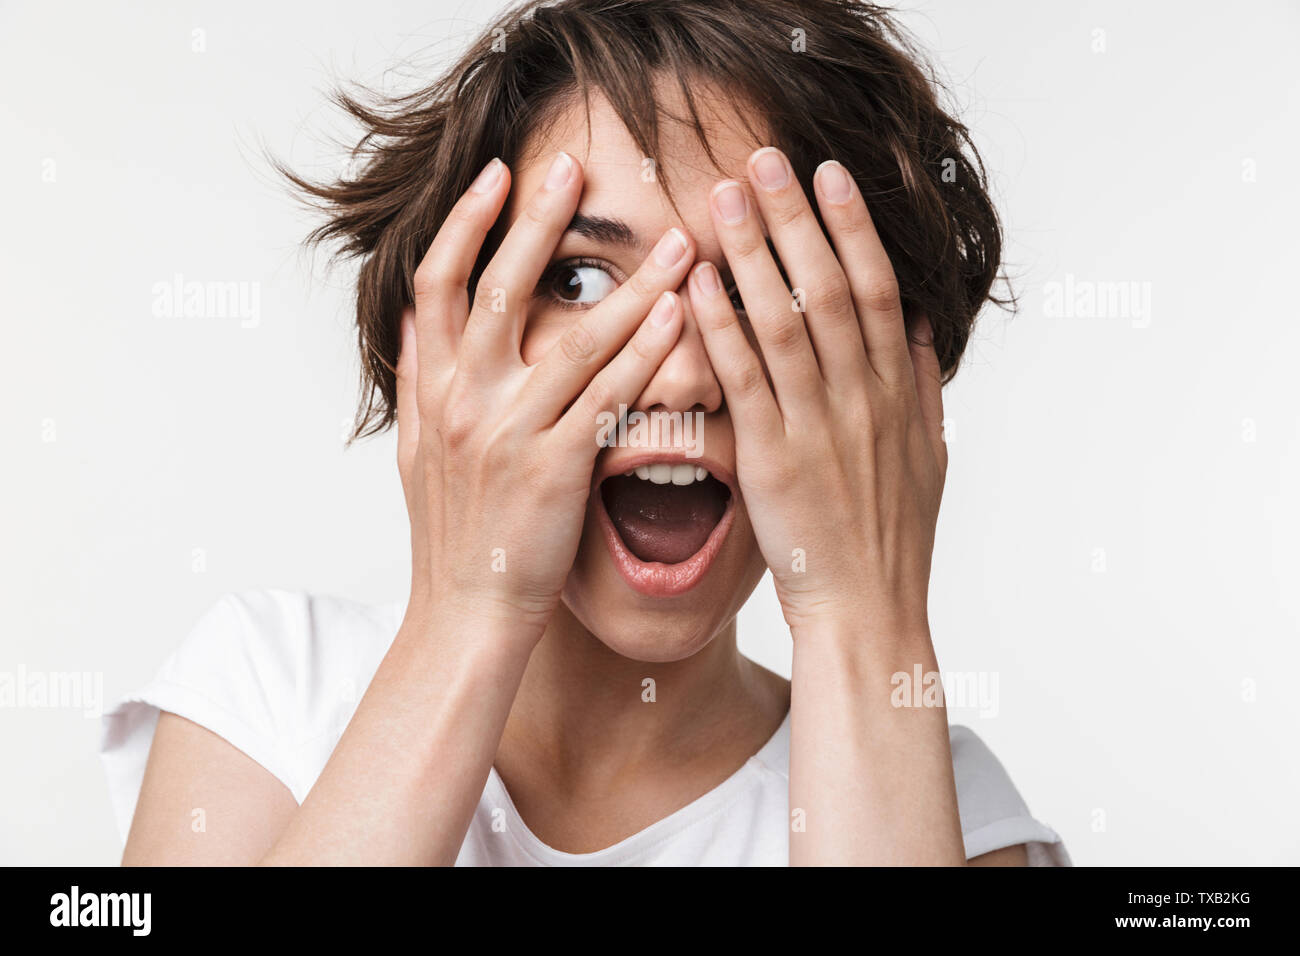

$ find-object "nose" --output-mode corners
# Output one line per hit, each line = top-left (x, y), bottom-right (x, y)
(632, 276), (723, 414)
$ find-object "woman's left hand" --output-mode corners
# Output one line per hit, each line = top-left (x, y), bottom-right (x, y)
(687, 147), (948, 640)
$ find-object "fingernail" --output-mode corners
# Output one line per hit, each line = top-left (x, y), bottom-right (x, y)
(648, 291), (676, 328)
(471, 157), (504, 194)
(693, 261), (721, 295)
(653, 227), (688, 267)
(751, 148), (789, 191)
(712, 182), (748, 224)
(815, 160), (853, 204)
(545, 152), (574, 190)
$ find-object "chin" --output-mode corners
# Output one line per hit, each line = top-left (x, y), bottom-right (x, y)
(560, 488), (767, 664)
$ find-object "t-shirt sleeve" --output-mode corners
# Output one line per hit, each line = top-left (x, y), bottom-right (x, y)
(950, 724), (1071, 866)
(98, 592), (308, 844)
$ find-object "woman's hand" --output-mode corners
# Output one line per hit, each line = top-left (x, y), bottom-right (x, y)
(397, 153), (697, 645)
(262, 154), (696, 864)
(687, 147), (948, 639)
(687, 147), (965, 864)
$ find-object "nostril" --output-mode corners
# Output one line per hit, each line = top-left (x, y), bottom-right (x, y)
(637, 342), (724, 415)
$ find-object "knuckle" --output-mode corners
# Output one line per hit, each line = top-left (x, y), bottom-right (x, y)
(885, 373), (914, 403)
(731, 230), (768, 261)
(439, 391), (479, 445)
(860, 278), (902, 313)
(804, 273), (853, 316)
(522, 195), (553, 229)
(762, 312), (806, 352)
(628, 328), (661, 363)
(832, 205), (872, 237)
(413, 258), (447, 299)
(731, 358), (768, 400)
(703, 301), (744, 334)
(766, 199), (808, 230)
(558, 322), (600, 367)
(624, 269), (657, 301)
(441, 421), (474, 450)
(449, 197), (482, 229)
(442, 413), (475, 446)
(579, 377), (615, 420)
(472, 275), (504, 314)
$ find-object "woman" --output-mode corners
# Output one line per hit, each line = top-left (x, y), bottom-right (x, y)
(100, 0), (1069, 866)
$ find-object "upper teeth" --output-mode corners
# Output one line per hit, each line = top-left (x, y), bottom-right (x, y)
(624, 464), (710, 485)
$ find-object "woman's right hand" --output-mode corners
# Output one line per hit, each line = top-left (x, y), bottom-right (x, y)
(219, 154), (698, 868)
(395, 152), (697, 647)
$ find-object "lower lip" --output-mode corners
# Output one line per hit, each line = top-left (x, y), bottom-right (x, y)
(596, 491), (736, 598)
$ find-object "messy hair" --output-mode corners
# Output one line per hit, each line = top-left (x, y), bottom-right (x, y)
(281, 0), (1008, 440)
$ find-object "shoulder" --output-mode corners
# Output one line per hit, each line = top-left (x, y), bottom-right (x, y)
(99, 589), (400, 839)
(177, 588), (398, 657)
(160, 589), (398, 697)
(949, 724), (1072, 866)
(151, 589), (399, 740)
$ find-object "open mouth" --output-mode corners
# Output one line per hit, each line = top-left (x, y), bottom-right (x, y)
(601, 464), (731, 563)
(596, 459), (736, 597)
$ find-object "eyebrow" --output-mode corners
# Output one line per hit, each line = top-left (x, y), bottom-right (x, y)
(566, 212), (641, 248)
(564, 212), (788, 285)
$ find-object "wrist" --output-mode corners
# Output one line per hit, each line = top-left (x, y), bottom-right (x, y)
(788, 608), (933, 657)
(782, 583), (928, 638)
(400, 590), (549, 658)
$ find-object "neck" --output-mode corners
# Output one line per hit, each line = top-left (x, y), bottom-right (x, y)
(497, 602), (788, 789)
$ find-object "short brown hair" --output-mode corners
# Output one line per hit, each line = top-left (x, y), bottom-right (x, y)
(281, 0), (1008, 440)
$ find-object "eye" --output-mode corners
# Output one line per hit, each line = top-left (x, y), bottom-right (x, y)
(543, 259), (619, 307)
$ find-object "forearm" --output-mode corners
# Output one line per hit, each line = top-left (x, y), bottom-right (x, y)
(260, 603), (538, 866)
(788, 619), (966, 866)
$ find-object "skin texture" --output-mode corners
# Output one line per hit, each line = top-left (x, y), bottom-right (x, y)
(122, 85), (1028, 867)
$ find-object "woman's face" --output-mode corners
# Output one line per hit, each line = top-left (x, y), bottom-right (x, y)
(503, 87), (770, 662)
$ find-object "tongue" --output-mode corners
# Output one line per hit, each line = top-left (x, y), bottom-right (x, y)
(602, 475), (727, 564)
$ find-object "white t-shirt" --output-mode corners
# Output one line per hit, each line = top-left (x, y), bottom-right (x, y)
(99, 589), (1071, 866)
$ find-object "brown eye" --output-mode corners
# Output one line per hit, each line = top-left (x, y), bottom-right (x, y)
(549, 263), (617, 305)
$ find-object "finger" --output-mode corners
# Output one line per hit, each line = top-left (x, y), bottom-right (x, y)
(688, 261), (783, 445)
(396, 308), (431, 583)
(709, 180), (824, 416)
(411, 157), (511, 367)
(524, 226), (695, 422)
(746, 148), (869, 386)
(556, 291), (684, 455)
(812, 160), (914, 388)
(907, 312), (947, 466)
(395, 308), (422, 486)
(461, 150), (583, 368)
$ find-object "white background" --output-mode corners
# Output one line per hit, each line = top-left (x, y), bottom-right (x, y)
(2, 0), (1297, 865)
